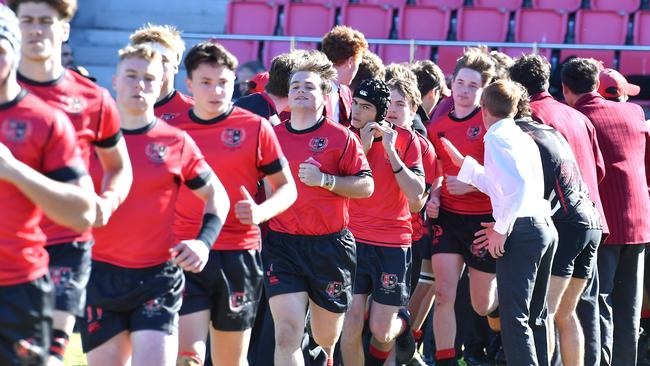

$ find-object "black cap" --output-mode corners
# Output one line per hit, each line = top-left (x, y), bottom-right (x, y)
(353, 78), (391, 122)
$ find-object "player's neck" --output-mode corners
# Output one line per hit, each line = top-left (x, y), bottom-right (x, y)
(268, 93), (288, 113)
(0, 75), (22, 104)
(453, 105), (478, 119)
(157, 83), (175, 103)
(290, 109), (322, 130)
(120, 109), (156, 130)
(193, 105), (226, 121)
(18, 57), (64, 83)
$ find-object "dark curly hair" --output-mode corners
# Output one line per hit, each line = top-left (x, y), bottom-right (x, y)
(184, 41), (238, 79)
(561, 57), (600, 94)
(509, 54), (551, 95)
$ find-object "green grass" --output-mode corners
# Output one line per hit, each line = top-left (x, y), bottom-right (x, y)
(64, 333), (87, 366)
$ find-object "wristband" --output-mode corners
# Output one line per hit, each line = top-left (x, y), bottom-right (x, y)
(392, 166), (404, 174)
(322, 174), (335, 191)
(320, 173), (326, 187)
(196, 213), (224, 249)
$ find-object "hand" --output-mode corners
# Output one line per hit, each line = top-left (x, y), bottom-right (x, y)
(440, 137), (464, 167)
(235, 186), (263, 225)
(171, 240), (209, 273)
(93, 193), (118, 228)
(479, 222), (508, 259)
(445, 175), (475, 195)
(377, 124), (398, 153)
(0, 142), (19, 181)
(425, 195), (441, 219)
(473, 221), (494, 251)
(298, 162), (323, 187)
(360, 122), (380, 153)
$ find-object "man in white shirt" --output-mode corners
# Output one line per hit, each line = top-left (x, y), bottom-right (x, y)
(441, 79), (557, 366)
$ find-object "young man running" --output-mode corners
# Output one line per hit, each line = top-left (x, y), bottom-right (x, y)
(0, 5), (95, 365)
(9, 0), (133, 362)
(341, 78), (425, 366)
(264, 50), (373, 366)
(173, 41), (296, 366)
(80, 45), (229, 366)
(129, 23), (194, 123)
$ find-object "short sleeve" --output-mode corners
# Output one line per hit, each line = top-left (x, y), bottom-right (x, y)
(339, 130), (371, 177)
(427, 123), (444, 161)
(256, 118), (286, 176)
(42, 110), (86, 182)
(93, 89), (122, 148)
(179, 131), (213, 190)
(401, 129), (423, 176)
(419, 135), (438, 186)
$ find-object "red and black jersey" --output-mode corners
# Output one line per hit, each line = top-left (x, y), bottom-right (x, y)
(412, 131), (439, 241)
(325, 84), (352, 126)
(0, 90), (85, 285)
(170, 106), (286, 250)
(270, 117), (371, 236)
(90, 119), (212, 268)
(427, 108), (492, 215)
(349, 124), (423, 247)
(18, 71), (122, 246)
(154, 89), (195, 123)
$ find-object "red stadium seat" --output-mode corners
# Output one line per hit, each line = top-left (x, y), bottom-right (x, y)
(590, 0), (640, 13)
(436, 46), (465, 78)
(262, 40), (313, 68)
(357, 0), (407, 7)
(416, 0), (464, 9)
(340, 3), (393, 52)
(473, 0), (523, 11)
(456, 7), (510, 42)
(531, 0), (581, 13)
(226, 2), (278, 35)
(500, 47), (552, 60)
(500, 8), (566, 60)
(217, 40), (260, 63)
(379, 5), (450, 63)
(560, 10), (628, 68)
(620, 10), (650, 75)
(283, 2), (336, 37)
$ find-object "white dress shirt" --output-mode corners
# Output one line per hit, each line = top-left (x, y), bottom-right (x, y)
(329, 81), (340, 123)
(457, 117), (551, 235)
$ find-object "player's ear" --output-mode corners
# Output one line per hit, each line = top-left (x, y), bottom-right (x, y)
(185, 77), (193, 94)
(61, 21), (71, 43)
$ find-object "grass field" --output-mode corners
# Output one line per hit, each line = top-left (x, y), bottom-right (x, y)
(64, 333), (87, 366)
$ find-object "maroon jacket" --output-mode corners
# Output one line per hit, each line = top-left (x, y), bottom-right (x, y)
(530, 91), (608, 235)
(573, 92), (650, 244)
(324, 83), (352, 126)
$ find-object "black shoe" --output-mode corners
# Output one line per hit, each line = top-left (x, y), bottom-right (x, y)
(395, 308), (417, 364)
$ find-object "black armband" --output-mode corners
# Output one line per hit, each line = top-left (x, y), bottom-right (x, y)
(196, 213), (224, 249)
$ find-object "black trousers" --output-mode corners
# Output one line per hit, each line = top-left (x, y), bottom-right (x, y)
(598, 244), (646, 366)
(577, 263), (601, 366)
(497, 216), (557, 366)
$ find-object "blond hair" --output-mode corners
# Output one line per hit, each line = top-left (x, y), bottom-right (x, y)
(118, 44), (162, 63)
(130, 23), (185, 63)
(387, 78), (422, 110)
(453, 46), (496, 86)
(291, 50), (337, 94)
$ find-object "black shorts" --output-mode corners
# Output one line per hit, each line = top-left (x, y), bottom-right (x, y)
(431, 209), (496, 274)
(263, 229), (356, 314)
(0, 275), (53, 366)
(551, 222), (601, 279)
(354, 241), (411, 307)
(80, 261), (183, 352)
(180, 249), (263, 331)
(411, 234), (431, 292)
(46, 241), (92, 316)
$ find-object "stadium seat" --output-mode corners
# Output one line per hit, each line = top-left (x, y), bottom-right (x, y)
(283, 2), (336, 37)
(501, 8), (566, 61)
(560, 9), (628, 68)
(262, 40), (313, 68)
(217, 39), (260, 63)
(226, 2), (278, 35)
(340, 3), (394, 52)
(436, 46), (465, 78)
(473, 0), (523, 11)
(456, 7), (510, 42)
(619, 10), (650, 75)
(357, 0), (408, 7)
(416, 0), (464, 10)
(379, 5), (450, 63)
(531, 0), (581, 13)
(590, 0), (640, 13)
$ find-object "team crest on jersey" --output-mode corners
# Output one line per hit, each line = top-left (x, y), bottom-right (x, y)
(221, 128), (246, 147)
(309, 137), (329, 152)
(2, 119), (32, 142)
(160, 113), (180, 121)
(60, 95), (87, 114)
(229, 292), (246, 313)
(381, 273), (398, 290)
(142, 297), (164, 318)
(466, 125), (482, 140)
(326, 281), (344, 299)
(145, 143), (168, 163)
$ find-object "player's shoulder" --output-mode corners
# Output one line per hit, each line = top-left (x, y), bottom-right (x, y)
(174, 90), (195, 107)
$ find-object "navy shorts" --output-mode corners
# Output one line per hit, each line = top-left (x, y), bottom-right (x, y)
(431, 209), (496, 274)
(180, 249), (263, 331)
(354, 241), (411, 307)
(263, 229), (356, 314)
(46, 241), (92, 316)
(0, 275), (53, 366)
(551, 222), (601, 279)
(80, 261), (183, 352)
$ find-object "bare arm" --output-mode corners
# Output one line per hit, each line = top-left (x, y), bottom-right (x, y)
(0, 144), (95, 232)
(93, 139), (133, 227)
(237, 165), (297, 225)
(386, 148), (425, 203)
